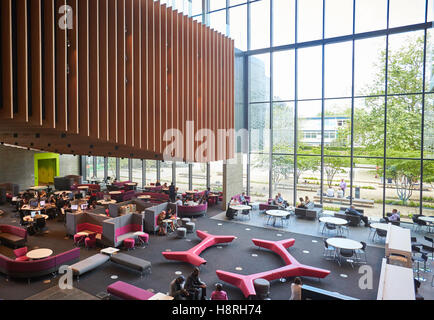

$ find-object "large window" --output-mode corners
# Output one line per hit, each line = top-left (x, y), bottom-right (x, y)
(240, 0), (434, 220)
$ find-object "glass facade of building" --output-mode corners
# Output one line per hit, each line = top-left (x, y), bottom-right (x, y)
(85, 0), (434, 222)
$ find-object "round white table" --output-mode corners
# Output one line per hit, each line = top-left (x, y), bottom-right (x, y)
(26, 248), (53, 260)
(29, 186), (48, 191)
(326, 237), (362, 250)
(230, 205), (251, 211)
(319, 217), (348, 225)
(370, 223), (389, 231)
(97, 199), (117, 205)
(230, 205), (252, 220)
(265, 210), (291, 227)
(320, 217), (348, 236)
(137, 195), (151, 200)
(23, 214), (49, 222)
(54, 190), (71, 195)
(109, 191), (122, 195)
(419, 216), (434, 223)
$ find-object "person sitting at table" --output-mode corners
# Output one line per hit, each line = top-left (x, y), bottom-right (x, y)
(229, 197), (240, 206)
(175, 196), (183, 206)
(345, 205), (370, 227)
(239, 192), (249, 205)
(336, 188), (344, 198)
(186, 197), (197, 206)
(289, 277), (302, 300)
(155, 180), (161, 187)
(157, 211), (168, 236)
(296, 197), (307, 209)
(304, 196), (311, 206)
(211, 283), (228, 300)
(185, 267), (207, 300)
(162, 182), (168, 188)
(385, 209), (400, 222)
(326, 187), (335, 197)
(169, 276), (190, 300)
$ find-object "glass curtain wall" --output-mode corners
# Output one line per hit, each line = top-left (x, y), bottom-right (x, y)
(190, 0), (434, 221)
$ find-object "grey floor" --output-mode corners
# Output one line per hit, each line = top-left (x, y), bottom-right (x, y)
(0, 203), (433, 300)
(211, 208), (434, 300)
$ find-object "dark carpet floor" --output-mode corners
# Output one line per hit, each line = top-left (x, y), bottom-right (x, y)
(0, 203), (384, 300)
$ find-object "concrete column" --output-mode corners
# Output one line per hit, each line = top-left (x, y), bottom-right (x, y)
(222, 153), (244, 210)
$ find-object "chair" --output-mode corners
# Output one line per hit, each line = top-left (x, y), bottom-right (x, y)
(34, 217), (46, 234)
(282, 212), (292, 226)
(420, 245), (433, 270)
(323, 240), (336, 260)
(322, 223), (337, 236)
(338, 248), (355, 268)
(373, 229), (387, 243)
(424, 236), (433, 261)
(74, 234), (86, 247)
(355, 241), (367, 264)
(14, 247), (29, 261)
(413, 253), (428, 282)
(85, 233), (97, 249)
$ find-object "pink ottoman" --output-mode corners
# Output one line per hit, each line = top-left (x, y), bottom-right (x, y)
(123, 238), (135, 250)
(138, 233), (149, 246)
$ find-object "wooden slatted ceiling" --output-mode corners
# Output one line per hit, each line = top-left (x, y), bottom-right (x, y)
(0, 0), (234, 163)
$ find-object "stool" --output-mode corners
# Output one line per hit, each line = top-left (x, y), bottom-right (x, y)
(138, 233), (149, 247)
(74, 234), (85, 247)
(181, 218), (191, 226)
(176, 227), (187, 238)
(123, 238), (135, 251)
(253, 278), (270, 300)
(185, 222), (195, 233)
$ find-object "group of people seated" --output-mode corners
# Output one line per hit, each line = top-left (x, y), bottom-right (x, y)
(169, 267), (228, 300)
(157, 208), (178, 236)
(273, 193), (289, 208)
(296, 196), (311, 209)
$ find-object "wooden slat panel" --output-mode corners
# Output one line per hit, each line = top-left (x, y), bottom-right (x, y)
(117, 0), (125, 145)
(133, 0), (141, 148)
(67, 0), (79, 134)
(125, 0), (133, 147)
(107, 0), (118, 142)
(0, 1), (235, 163)
(180, 13), (186, 160)
(192, 21), (198, 161)
(154, 1), (161, 155)
(88, 0), (99, 139)
(159, 4), (167, 155)
(28, 0), (42, 126)
(147, 0), (155, 152)
(98, 0), (109, 141)
(166, 7), (173, 151)
(78, 0), (89, 136)
(42, 0), (56, 129)
(16, 0), (28, 122)
(0, 0), (13, 119)
(55, 0), (68, 131)
(140, 0), (148, 150)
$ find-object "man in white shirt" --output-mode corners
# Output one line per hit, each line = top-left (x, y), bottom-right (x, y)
(326, 187), (335, 197)
(175, 196), (183, 206)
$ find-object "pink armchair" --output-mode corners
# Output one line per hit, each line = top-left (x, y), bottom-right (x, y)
(14, 247), (29, 262)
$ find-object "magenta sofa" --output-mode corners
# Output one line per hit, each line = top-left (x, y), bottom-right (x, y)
(178, 202), (208, 217)
(259, 199), (279, 211)
(0, 248), (80, 280)
(107, 281), (155, 300)
(232, 194), (251, 203)
(0, 225), (27, 248)
(102, 213), (144, 248)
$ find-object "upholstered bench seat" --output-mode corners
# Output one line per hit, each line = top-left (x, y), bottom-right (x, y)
(107, 281), (155, 300)
(69, 253), (110, 280)
(110, 253), (152, 275)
